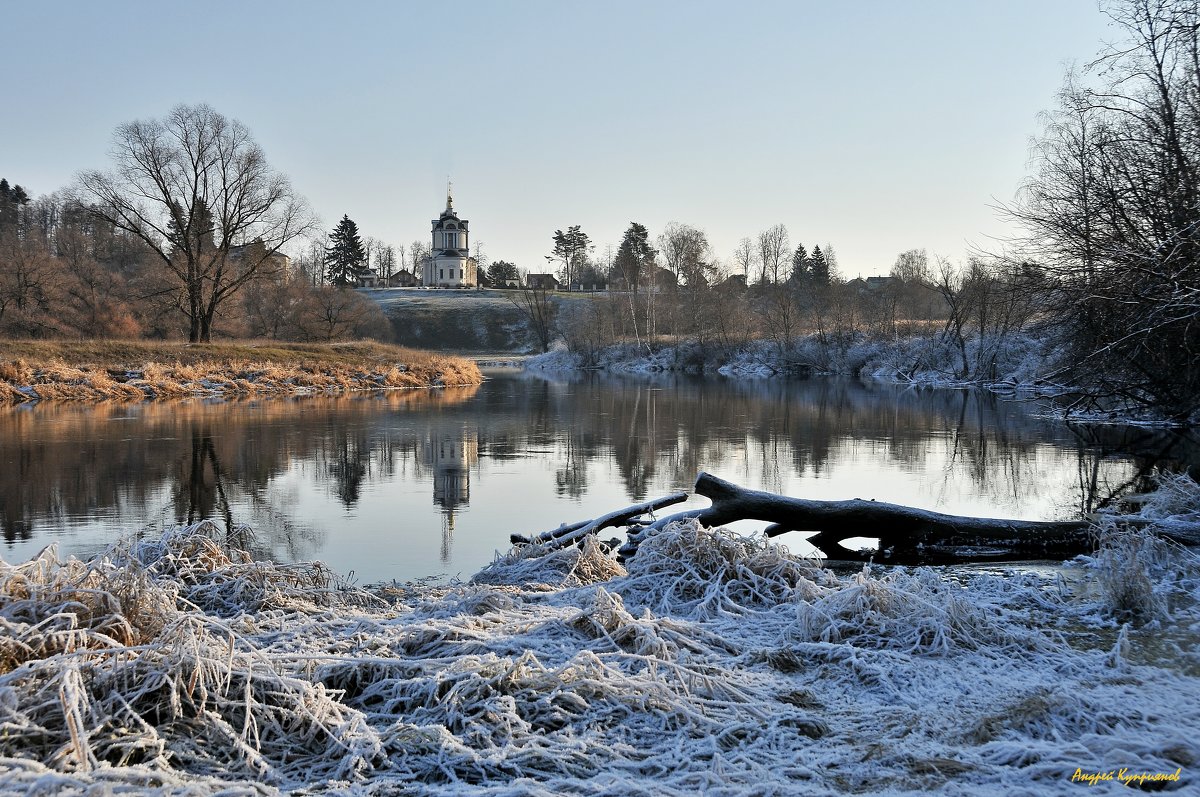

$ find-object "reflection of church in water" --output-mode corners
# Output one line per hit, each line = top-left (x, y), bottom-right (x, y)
(423, 426), (478, 561)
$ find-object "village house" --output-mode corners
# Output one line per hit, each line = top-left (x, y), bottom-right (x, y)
(525, 273), (561, 290)
(388, 268), (418, 288)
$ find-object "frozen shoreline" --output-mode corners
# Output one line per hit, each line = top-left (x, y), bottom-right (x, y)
(1, 476), (1198, 795)
(525, 334), (1056, 384)
(525, 334), (1194, 427)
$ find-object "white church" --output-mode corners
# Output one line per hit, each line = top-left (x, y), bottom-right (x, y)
(420, 187), (478, 288)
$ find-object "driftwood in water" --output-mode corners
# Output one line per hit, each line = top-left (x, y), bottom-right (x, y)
(511, 492), (688, 551)
(522, 471), (1200, 565)
(625, 472), (1200, 564)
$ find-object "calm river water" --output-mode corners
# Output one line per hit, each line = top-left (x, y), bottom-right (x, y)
(1, 370), (1193, 583)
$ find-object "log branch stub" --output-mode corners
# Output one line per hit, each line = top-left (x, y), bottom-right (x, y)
(511, 492), (689, 550)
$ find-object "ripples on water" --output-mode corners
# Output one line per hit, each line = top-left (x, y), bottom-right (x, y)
(0, 370), (1194, 583)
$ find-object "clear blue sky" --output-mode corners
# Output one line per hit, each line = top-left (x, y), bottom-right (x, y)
(4, 0), (1113, 277)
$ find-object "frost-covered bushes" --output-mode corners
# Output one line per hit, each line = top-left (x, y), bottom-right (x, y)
(857, 331), (1058, 386)
(620, 519), (834, 618)
(1078, 473), (1200, 624)
(791, 567), (999, 655)
(472, 534), (626, 589)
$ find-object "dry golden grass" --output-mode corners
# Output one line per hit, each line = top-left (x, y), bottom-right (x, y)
(0, 339), (482, 404)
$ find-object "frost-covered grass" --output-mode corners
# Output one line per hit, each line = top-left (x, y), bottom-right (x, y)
(1, 485), (1198, 795)
(0, 339), (482, 403)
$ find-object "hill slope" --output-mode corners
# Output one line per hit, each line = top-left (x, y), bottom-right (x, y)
(363, 288), (595, 353)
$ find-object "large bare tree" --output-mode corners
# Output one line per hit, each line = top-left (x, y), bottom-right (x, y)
(756, 224), (789, 285)
(76, 104), (313, 341)
(1011, 0), (1200, 419)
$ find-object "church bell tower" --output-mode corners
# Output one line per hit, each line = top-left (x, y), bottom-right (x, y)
(422, 183), (476, 287)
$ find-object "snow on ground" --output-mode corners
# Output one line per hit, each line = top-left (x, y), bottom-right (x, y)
(1, 478), (1198, 795)
(525, 333), (1060, 390)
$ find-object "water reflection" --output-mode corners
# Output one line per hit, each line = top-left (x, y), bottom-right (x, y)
(0, 373), (1194, 582)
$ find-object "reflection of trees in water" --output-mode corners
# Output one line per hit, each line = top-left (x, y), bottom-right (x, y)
(1065, 424), (1200, 516)
(173, 428), (233, 528)
(0, 387), (482, 559)
(323, 427), (372, 507)
(507, 374), (1199, 512)
(3, 376), (1197, 562)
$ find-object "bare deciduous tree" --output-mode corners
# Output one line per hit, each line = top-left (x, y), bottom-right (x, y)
(75, 104), (313, 342)
(756, 224), (789, 285)
(733, 237), (757, 282)
(508, 286), (557, 352)
(1009, 0), (1200, 419)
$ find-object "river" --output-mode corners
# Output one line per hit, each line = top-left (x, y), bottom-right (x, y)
(0, 369), (1193, 583)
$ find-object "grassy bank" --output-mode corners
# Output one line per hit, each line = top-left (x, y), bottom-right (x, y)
(0, 339), (482, 403)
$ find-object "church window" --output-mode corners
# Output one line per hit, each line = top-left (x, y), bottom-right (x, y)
(440, 268), (444, 279)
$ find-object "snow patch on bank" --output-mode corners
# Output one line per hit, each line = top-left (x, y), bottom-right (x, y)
(1, 490), (1198, 795)
(526, 332), (1063, 390)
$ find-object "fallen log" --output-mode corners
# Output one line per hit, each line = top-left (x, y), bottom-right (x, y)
(516, 472), (1200, 566)
(628, 472), (1199, 564)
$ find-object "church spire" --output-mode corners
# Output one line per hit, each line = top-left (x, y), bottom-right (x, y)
(446, 179), (453, 213)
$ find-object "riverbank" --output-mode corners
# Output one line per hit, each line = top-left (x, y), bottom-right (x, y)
(0, 475), (1197, 795)
(528, 333), (1055, 385)
(0, 340), (483, 403)
(526, 333), (1199, 425)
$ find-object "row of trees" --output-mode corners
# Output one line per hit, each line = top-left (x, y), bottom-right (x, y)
(530, 0), (1200, 420)
(6, 0), (1196, 424)
(541, 220), (839, 293)
(0, 185), (394, 343)
(0, 105), (394, 342)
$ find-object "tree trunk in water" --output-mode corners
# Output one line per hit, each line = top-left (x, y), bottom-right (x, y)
(521, 472), (1200, 566)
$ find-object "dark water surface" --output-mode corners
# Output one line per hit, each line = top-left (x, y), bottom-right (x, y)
(1, 370), (1193, 583)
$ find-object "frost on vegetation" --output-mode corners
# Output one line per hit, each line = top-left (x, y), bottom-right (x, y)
(472, 533), (626, 590)
(528, 332), (1063, 390)
(620, 518), (835, 618)
(1, 511), (1200, 795)
(790, 566), (1029, 656)
(1133, 471), (1200, 523)
(1068, 474), (1200, 626)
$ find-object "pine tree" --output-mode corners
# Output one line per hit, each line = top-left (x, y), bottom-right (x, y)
(612, 222), (655, 293)
(0, 178), (30, 228)
(810, 245), (830, 286)
(325, 215), (366, 287)
(789, 243), (810, 284)
(167, 199), (216, 256)
(547, 225), (592, 287)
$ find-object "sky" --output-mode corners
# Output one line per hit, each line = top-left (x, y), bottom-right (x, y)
(3, 0), (1116, 278)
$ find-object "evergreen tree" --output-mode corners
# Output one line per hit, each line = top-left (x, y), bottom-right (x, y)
(167, 199), (216, 256)
(488, 260), (520, 286)
(810, 245), (830, 286)
(789, 243), (810, 284)
(612, 222), (656, 293)
(547, 225), (592, 287)
(325, 215), (366, 287)
(0, 178), (30, 228)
